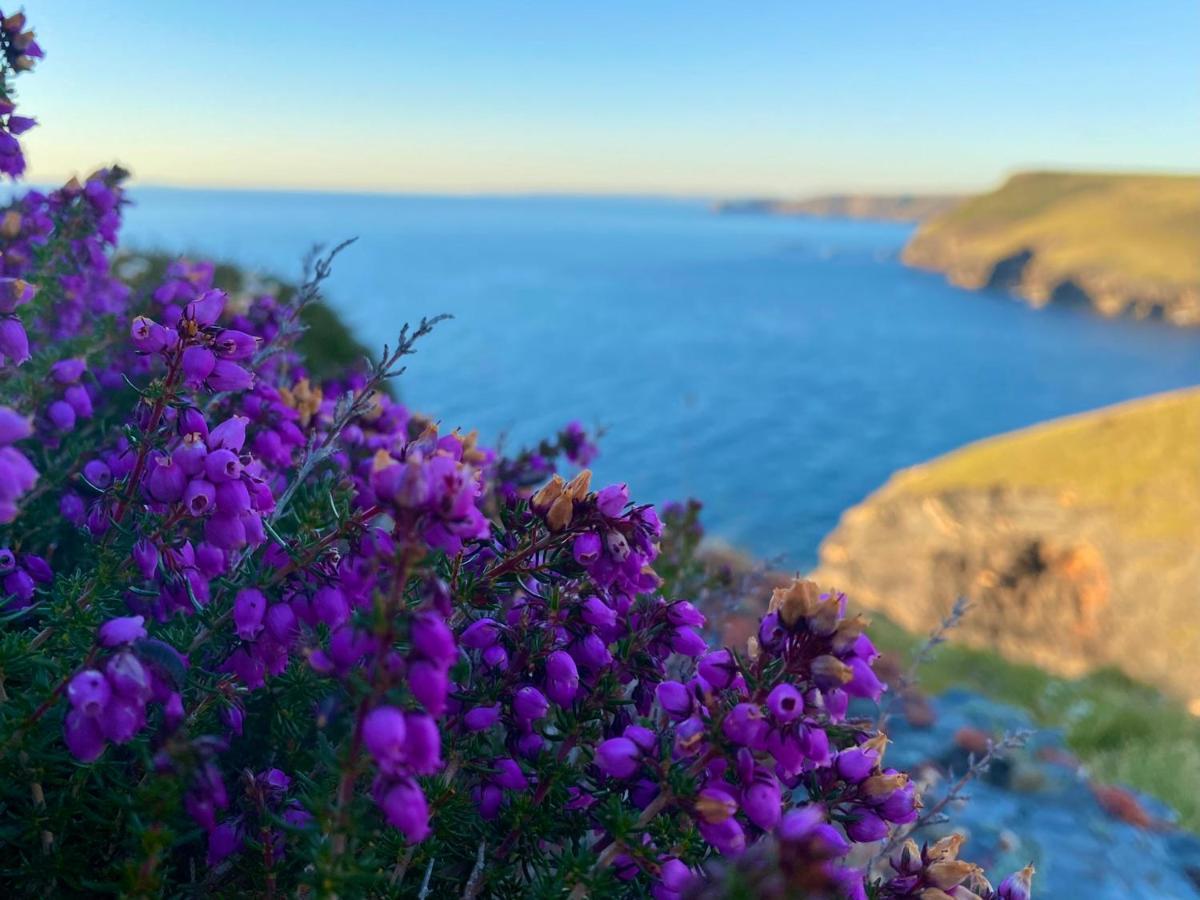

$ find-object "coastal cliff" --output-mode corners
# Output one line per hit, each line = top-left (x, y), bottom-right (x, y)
(903, 171), (1200, 324)
(810, 387), (1200, 709)
(715, 193), (963, 222)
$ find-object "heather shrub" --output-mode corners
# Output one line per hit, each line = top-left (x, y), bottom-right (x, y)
(0, 11), (1034, 898)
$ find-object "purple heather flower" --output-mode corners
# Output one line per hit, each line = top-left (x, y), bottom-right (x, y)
(49, 358), (86, 384)
(408, 660), (450, 715)
(997, 864), (1036, 900)
(595, 737), (640, 778)
(64, 385), (93, 419)
(204, 448), (242, 483)
(0, 278), (36, 314)
(208, 415), (248, 451)
(83, 459), (112, 490)
(766, 683), (804, 723)
(835, 746), (879, 784)
(574, 633), (612, 669)
(722, 703), (768, 747)
(698, 814), (746, 856)
(742, 768), (782, 830)
(698, 649), (737, 690)
(460, 617), (501, 649)
(265, 603), (296, 642)
(363, 706), (408, 773)
(98, 615), (147, 647)
(130, 316), (168, 353)
(67, 669), (111, 716)
(493, 758), (529, 791)
(656, 680), (693, 718)
(233, 588), (267, 641)
(580, 595), (616, 629)
(572, 532), (602, 565)
(475, 783), (503, 819)
(312, 586), (348, 628)
(0, 547), (13, 573)
(105, 652), (150, 700)
(185, 289), (225, 326)
(405, 712), (443, 774)
(204, 512), (246, 549)
(595, 482), (629, 518)
(212, 329), (258, 360)
(411, 613), (457, 666)
(131, 538), (158, 579)
(182, 346), (215, 384)
(464, 703), (501, 732)
(845, 810), (888, 843)
(0, 316), (30, 366)
(376, 778), (430, 842)
(145, 454), (186, 503)
(845, 657), (885, 701)
(481, 643), (508, 670)
(0, 406), (32, 443)
(624, 724), (656, 752)
(3, 567), (34, 602)
(207, 821), (241, 865)
(669, 626), (707, 657)
(63, 709), (106, 761)
(207, 360), (254, 391)
(517, 732), (544, 758)
(545, 649), (579, 706)
(513, 685), (549, 721)
(666, 600), (705, 628)
(47, 399), (76, 432)
(878, 781), (918, 824)
(184, 478), (216, 516)
(654, 858), (694, 900)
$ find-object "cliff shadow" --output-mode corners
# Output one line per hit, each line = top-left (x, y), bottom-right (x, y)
(1049, 279), (1094, 310)
(984, 248), (1034, 290)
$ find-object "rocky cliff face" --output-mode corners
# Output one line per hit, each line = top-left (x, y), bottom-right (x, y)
(902, 171), (1200, 325)
(810, 388), (1200, 710)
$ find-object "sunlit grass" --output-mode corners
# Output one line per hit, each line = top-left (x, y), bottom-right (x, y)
(916, 171), (1200, 290)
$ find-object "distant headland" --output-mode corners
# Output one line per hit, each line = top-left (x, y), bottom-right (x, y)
(719, 171), (1200, 326)
(714, 193), (963, 222)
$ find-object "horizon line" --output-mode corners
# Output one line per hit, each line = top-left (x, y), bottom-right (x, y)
(20, 164), (1200, 203)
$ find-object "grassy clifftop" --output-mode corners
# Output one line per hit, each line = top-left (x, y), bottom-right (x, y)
(903, 171), (1200, 323)
(813, 387), (1200, 706)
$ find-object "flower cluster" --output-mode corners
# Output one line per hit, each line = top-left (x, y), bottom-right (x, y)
(0, 10), (1034, 899)
(0, 9), (40, 178)
(63, 615), (186, 762)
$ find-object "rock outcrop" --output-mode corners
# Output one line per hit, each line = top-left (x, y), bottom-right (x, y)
(811, 387), (1200, 709)
(902, 171), (1200, 325)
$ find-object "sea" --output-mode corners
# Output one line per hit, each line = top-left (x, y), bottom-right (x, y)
(121, 189), (1200, 567)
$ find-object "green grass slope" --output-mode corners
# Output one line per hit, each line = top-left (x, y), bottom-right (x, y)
(903, 171), (1200, 323)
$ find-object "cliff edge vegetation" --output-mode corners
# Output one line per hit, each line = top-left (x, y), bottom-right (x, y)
(812, 386), (1200, 709)
(903, 171), (1200, 324)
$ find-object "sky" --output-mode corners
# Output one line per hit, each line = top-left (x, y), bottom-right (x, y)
(15, 1), (1200, 196)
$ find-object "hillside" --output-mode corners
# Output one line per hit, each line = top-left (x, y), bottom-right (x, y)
(715, 193), (964, 222)
(811, 387), (1200, 708)
(903, 171), (1200, 324)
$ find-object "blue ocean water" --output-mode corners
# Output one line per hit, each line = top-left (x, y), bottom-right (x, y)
(122, 189), (1200, 566)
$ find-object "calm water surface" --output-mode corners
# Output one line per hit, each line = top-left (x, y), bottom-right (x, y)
(122, 189), (1200, 566)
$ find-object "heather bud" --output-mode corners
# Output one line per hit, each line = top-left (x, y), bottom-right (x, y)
(595, 737), (640, 778)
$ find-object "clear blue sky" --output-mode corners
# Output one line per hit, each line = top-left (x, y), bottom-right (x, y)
(17, 0), (1200, 195)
